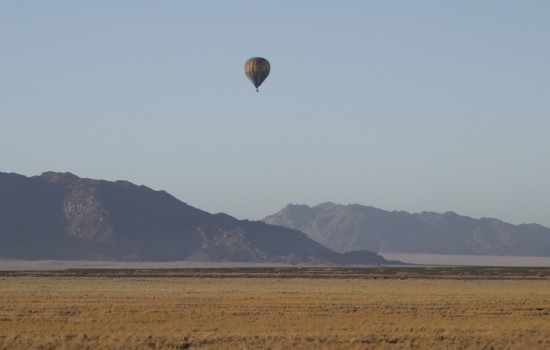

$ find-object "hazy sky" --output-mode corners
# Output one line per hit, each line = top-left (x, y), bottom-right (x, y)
(2, 1), (549, 227)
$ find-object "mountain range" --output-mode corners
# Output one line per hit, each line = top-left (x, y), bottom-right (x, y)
(263, 202), (550, 256)
(0, 172), (390, 265)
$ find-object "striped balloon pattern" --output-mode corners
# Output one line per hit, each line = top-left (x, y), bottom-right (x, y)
(244, 57), (270, 92)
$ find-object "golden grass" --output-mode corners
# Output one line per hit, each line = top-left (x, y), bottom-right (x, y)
(0, 269), (549, 349)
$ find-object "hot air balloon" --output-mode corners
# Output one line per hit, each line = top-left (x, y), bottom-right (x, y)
(244, 57), (270, 92)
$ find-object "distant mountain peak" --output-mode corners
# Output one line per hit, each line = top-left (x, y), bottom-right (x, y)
(264, 202), (550, 256)
(40, 171), (80, 183)
(0, 172), (393, 265)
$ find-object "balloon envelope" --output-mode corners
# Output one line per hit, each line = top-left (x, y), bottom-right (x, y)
(244, 57), (270, 91)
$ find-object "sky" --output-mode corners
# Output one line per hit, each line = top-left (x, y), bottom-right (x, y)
(1, 1), (549, 227)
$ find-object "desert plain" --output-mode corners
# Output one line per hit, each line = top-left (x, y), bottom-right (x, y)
(0, 267), (549, 349)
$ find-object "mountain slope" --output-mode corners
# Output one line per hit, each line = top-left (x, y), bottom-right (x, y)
(263, 202), (550, 256)
(0, 172), (390, 264)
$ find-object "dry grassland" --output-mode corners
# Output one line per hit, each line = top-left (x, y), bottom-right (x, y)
(0, 268), (549, 349)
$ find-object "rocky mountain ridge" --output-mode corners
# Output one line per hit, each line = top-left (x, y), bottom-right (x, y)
(0, 172), (391, 264)
(263, 202), (550, 256)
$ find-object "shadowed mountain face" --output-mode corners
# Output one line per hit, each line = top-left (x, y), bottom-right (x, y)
(263, 202), (550, 256)
(0, 172), (391, 264)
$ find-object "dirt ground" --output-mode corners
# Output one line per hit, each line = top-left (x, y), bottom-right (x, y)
(0, 267), (549, 349)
